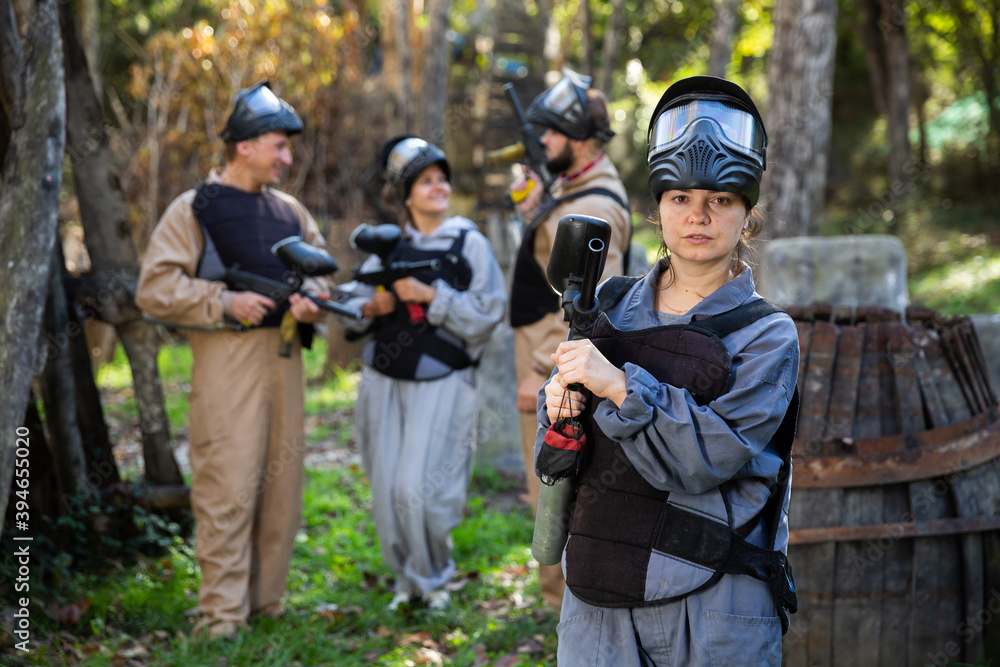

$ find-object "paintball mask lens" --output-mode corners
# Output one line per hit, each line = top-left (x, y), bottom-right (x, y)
(241, 84), (284, 117)
(541, 76), (587, 122)
(650, 100), (765, 167)
(528, 70), (596, 139)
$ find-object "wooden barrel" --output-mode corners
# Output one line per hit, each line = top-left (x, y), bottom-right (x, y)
(782, 304), (1000, 666)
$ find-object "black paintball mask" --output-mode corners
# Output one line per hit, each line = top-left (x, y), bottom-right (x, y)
(526, 68), (615, 143)
(647, 76), (767, 208)
(221, 81), (304, 143)
(379, 135), (451, 202)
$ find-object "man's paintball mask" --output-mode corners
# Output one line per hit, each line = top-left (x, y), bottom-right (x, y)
(527, 68), (615, 143)
(221, 81), (303, 142)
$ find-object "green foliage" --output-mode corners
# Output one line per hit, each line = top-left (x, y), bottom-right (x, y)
(96, 339), (194, 437)
(903, 199), (1000, 315)
(1, 498), (186, 607)
(911, 254), (1000, 315)
(12, 465), (558, 665)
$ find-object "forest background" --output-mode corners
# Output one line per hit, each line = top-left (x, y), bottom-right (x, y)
(0, 0), (999, 664)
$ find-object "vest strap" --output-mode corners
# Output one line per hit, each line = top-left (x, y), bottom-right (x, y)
(652, 502), (797, 634)
(510, 187), (632, 328)
(419, 333), (476, 371)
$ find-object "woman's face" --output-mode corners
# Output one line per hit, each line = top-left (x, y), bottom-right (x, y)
(407, 164), (451, 216)
(657, 189), (749, 269)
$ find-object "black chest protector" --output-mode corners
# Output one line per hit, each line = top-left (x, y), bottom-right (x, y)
(509, 188), (630, 328)
(564, 276), (798, 632)
(192, 184), (303, 329)
(366, 230), (474, 380)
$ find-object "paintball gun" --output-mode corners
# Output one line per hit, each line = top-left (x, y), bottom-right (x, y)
(532, 214), (611, 566)
(225, 236), (362, 355)
(483, 82), (556, 203)
(349, 223), (441, 323)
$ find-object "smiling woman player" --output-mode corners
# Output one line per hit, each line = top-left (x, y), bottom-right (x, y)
(536, 76), (801, 665)
(334, 136), (507, 613)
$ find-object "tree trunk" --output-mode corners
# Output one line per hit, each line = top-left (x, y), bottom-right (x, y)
(59, 3), (182, 486)
(760, 0), (838, 238)
(393, 0), (413, 131)
(580, 0), (593, 77)
(708, 0), (739, 78)
(78, 0), (100, 96)
(37, 243), (89, 503)
(63, 281), (119, 494)
(0, 0), (20, 159)
(882, 0), (911, 193)
(597, 0), (626, 96)
(417, 0), (452, 144)
(0, 0), (66, 533)
(22, 395), (61, 522)
(858, 0), (912, 200)
(857, 0), (887, 115)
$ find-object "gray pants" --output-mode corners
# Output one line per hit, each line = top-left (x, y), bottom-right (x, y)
(355, 366), (478, 595)
(557, 573), (781, 666)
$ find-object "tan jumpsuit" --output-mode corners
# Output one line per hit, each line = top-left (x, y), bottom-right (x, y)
(136, 172), (333, 626)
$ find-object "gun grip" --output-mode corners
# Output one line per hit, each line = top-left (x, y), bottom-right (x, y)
(509, 178), (535, 204)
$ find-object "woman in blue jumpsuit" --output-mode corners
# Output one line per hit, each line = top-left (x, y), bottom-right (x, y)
(537, 77), (799, 665)
(337, 136), (506, 612)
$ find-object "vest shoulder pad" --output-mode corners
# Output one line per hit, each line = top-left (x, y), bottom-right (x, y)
(597, 275), (643, 314)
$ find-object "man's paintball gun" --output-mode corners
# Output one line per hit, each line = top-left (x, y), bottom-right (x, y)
(532, 214), (611, 566)
(483, 82), (556, 202)
(349, 223), (441, 323)
(225, 236), (362, 355)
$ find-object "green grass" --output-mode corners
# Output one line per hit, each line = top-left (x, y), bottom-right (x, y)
(910, 254), (1000, 315)
(13, 465), (556, 666)
(900, 199), (1000, 315)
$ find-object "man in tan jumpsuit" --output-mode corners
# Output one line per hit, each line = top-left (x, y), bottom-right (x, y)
(136, 81), (332, 640)
(508, 70), (632, 608)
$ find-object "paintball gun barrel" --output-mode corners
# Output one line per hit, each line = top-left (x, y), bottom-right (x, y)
(532, 214), (611, 566)
(482, 83), (555, 197)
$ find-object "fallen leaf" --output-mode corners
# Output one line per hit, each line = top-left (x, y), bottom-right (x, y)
(515, 636), (544, 654)
(470, 643), (490, 666)
(413, 646), (445, 665)
(57, 598), (92, 629)
(118, 645), (149, 659)
(399, 631), (436, 648)
(445, 579), (468, 592)
(360, 570), (379, 591)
